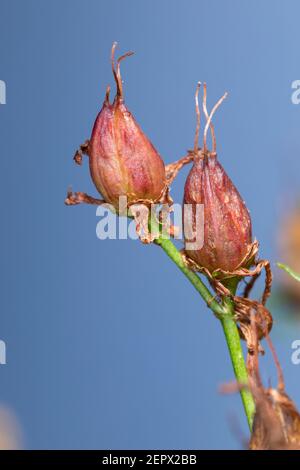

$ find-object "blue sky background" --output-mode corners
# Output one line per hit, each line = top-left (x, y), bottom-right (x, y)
(1, 0), (300, 449)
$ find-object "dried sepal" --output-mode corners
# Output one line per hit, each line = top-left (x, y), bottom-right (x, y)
(73, 140), (90, 166)
(64, 189), (105, 206)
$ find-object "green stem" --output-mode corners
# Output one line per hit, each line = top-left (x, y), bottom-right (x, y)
(221, 289), (255, 429)
(154, 229), (255, 430)
(155, 235), (224, 318)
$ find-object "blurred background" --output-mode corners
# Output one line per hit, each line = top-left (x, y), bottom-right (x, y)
(1, 0), (300, 450)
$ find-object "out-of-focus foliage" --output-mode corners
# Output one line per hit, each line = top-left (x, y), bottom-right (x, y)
(0, 406), (22, 450)
(277, 263), (300, 283)
(276, 203), (300, 308)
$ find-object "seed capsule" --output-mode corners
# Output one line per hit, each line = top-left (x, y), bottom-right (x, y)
(89, 43), (166, 209)
(183, 84), (252, 273)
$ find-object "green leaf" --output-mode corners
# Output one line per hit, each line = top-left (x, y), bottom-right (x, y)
(277, 262), (300, 282)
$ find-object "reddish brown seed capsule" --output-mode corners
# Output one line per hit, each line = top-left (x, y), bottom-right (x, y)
(89, 43), (166, 209)
(183, 84), (252, 273)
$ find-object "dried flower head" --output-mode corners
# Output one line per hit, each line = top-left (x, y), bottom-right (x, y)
(89, 43), (167, 209)
(66, 43), (194, 243)
(183, 83), (253, 273)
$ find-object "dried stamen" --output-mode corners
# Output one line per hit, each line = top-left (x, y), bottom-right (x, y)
(203, 87), (228, 153)
(111, 42), (134, 100)
(202, 83), (216, 153)
(193, 82), (201, 154)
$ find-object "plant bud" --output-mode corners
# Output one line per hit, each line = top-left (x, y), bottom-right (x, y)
(89, 43), (166, 209)
(183, 84), (252, 273)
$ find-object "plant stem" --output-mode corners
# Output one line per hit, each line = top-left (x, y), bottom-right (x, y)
(155, 235), (224, 318)
(221, 294), (255, 429)
(154, 231), (255, 430)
